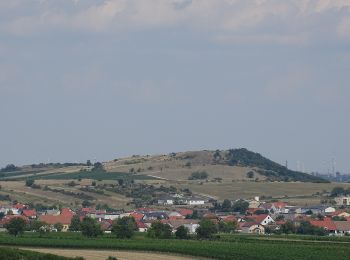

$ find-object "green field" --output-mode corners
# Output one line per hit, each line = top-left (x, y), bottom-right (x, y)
(0, 247), (77, 260)
(0, 232), (349, 260)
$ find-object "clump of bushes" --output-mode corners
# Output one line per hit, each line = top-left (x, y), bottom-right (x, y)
(188, 171), (208, 180)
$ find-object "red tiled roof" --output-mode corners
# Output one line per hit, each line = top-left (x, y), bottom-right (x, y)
(130, 212), (144, 221)
(60, 208), (74, 217)
(22, 209), (36, 217)
(39, 213), (74, 225)
(178, 209), (193, 216)
(136, 221), (147, 229)
(247, 214), (270, 224)
(334, 221), (350, 231)
(310, 220), (336, 231)
(221, 215), (237, 222)
(240, 221), (259, 228)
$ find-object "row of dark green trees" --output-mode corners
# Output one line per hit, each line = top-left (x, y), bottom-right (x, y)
(5, 216), (236, 239)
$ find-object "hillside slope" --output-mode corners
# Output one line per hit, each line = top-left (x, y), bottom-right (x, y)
(104, 148), (327, 183)
(1, 148), (327, 184)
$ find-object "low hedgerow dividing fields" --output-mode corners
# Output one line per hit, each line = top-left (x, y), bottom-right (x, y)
(0, 232), (350, 260)
(13, 171), (155, 181)
(0, 247), (79, 260)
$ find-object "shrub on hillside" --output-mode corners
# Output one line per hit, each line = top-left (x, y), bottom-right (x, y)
(188, 171), (208, 180)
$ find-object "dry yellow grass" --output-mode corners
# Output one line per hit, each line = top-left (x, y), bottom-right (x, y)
(178, 181), (350, 203)
(1, 151), (347, 208)
(104, 151), (264, 182)
(0, 180), (131, 209)
(19, 247), (203, 260)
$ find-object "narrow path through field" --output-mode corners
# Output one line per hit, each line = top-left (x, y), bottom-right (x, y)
(18, 247), (205, 260)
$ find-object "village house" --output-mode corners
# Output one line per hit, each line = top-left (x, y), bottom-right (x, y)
(168, 211), (184, 220)
(157, 196), (174, 205)
(136, 221), (148, 232)
(334, 221), (350, 236)
(22, 209), (37, 219)
(183, 223), (200, 234)
(86, 210), (120, 221)
(245, 214), (275, 226)
(261, 202), (289, 214)
(239, 222), (265, 234)
(129, 212), (144, 221)
(156, 193), (207, 206)
(0, 206), (20, 215)
(143, 212), (168, 221)
(248, 197), (261, 209)
(295, 206), (335, 215)
(162, 219), (200, 234)
(330, 210), (350, 218)
(39, 208), (75, 232)
(334, 196), (350, 206)
(177, 209), (193, 218)
(310, 218), (337, 234)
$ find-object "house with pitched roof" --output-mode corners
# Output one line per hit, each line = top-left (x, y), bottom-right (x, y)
(161, 219), (200, 234)
(334, 221), (350, 236)
(310, 218), (336, 234)
(239, 222), (265, 234)
(136, 221), (148, 232)
(334, 196), (350, 206)
(245, 214), (274, 226)
(39, 208), (75, 232)
(22, 209), (37, 219)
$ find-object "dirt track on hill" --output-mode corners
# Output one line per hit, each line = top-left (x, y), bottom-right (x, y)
(19, 247), (204, 260)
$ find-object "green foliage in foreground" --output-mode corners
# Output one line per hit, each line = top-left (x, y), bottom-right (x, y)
(80, 217), (103, 238)
(5, 218), (27, 236)
(0, 232), (350, 260)
(0, 247), (77, 260)
(112, 216), (137, 239)
(147, 221), (172, 239)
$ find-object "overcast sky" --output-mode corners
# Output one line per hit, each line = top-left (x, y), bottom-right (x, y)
(0, 0), (349, 173)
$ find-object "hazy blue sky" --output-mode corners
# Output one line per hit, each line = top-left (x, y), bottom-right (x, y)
(0, 0), (349, 173)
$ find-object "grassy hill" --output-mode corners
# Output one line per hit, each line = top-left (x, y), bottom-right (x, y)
(1, 148), (326, 183)
(104, 148), (327, 183)
(0, 148), (333, 207)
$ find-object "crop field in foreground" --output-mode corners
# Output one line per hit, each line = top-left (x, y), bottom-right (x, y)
(20, 247), (198, 260)
(0, 233), (350, 260)
(0, 247), (76, 260)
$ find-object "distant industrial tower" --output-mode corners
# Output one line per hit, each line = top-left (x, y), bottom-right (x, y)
(332, 157), (336, 176)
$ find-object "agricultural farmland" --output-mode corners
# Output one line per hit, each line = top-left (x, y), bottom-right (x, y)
(0, 232), (350, 260)
(0, 247), (77, 260)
